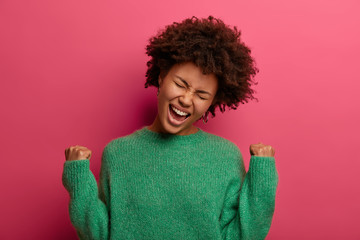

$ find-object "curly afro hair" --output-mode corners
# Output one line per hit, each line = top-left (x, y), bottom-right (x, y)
(145, 16), (258, 118)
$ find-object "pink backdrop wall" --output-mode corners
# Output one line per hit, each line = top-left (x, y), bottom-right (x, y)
(1, 0), (359, 239)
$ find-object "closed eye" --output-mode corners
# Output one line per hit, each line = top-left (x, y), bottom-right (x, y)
(197, 94), (207, 100)
(174, 81), (185, 88)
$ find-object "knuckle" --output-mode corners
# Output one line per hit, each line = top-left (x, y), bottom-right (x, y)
(76, 150), (84, 156)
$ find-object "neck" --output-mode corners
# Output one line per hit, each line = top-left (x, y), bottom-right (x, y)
(148, 115), (198, 136)
(148, 115), (162, 133)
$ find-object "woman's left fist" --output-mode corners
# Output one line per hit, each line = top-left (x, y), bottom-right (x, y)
(250, 143), (275, 157)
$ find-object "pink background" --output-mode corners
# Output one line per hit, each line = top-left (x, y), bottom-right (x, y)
(1, 0), (359, 239)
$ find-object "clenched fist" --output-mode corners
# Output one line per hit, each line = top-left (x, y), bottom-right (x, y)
(65, 145), (92, 161)
(250, 143), (275, 157)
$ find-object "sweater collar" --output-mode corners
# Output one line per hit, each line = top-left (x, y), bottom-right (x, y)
(136, 126), (206, 144)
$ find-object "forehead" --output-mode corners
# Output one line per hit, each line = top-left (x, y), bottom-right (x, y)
(168, 62), (218, 90)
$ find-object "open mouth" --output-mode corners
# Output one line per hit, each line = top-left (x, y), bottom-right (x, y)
(168, 104), (190, 125)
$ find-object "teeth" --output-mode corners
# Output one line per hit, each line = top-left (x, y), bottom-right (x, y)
(171, 105), (189, 116)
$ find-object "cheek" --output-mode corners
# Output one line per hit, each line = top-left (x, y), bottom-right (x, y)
(158, 86), (177, 111)
(161, 84), (177, 99)
(194, 101), (213, 116)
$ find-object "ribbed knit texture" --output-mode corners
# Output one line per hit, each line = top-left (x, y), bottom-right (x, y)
(62, 127), (278, 240)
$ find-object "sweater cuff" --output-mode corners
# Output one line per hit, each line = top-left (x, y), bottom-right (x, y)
(248, 156), (278, 194)
(62, 159), (90, 199)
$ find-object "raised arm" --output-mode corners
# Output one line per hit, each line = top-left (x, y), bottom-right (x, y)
(62, 145), (110, 240)
(220, 143), (278, 240)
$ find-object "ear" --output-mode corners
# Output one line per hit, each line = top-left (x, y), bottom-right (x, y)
(158, 75), (163, 87)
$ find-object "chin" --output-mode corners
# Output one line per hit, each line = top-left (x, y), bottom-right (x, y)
(158, 116), (194, 135)
(162, 121), (187, 135)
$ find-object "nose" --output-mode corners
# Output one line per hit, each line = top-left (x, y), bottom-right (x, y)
(179, 90), (193, 107)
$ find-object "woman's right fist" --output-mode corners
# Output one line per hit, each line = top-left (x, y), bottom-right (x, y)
(65, 145), (92, 161)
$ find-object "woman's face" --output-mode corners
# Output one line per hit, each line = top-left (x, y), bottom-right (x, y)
(150, 62), (218, 135)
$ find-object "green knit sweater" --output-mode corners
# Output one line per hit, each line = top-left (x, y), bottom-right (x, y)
(62, 127), (278, 240)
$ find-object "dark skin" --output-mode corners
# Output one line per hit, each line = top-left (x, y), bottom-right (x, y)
(250, 143), (275, 157)
(65, 145), (92, 161)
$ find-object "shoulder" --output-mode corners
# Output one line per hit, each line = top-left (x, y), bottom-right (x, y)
(200, 130), (245, 174)
(102, 128), (144, 157)
(200, 130), (242, 158)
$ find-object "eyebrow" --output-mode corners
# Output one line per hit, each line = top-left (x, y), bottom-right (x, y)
(175, 75), (212, 96)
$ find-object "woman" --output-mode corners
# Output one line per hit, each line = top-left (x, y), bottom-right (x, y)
(63, 16), (278, 240)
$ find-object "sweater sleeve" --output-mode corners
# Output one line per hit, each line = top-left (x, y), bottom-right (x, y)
(220, 155), (278, 240)
(62, 147), (111, 240)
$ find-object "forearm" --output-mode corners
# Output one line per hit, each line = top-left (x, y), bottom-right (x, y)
(239, 156), (278, 240)
(62, 160), (109, 240)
